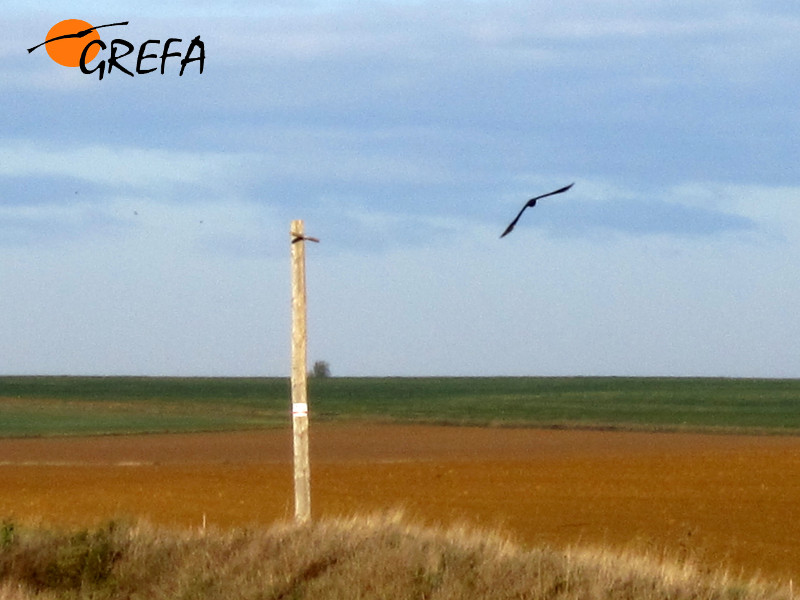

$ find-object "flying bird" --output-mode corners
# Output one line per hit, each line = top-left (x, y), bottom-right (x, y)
(500, 183), (574, 238)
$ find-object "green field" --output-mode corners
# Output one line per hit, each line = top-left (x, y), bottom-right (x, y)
(0, 376), (798, 437)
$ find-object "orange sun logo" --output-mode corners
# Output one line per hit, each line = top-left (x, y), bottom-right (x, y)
(43, 19), (102, 67)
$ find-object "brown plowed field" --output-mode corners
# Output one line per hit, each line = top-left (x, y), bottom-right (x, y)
(0, 425), (798, 581)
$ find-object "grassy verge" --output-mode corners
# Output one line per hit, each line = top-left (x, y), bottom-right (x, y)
(1, 376), (799, 437)
(0, 515), (790, 600)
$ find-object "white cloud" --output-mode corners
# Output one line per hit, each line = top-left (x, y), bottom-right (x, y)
(0, 140), (257, 191)
(667, 182), (800, 237)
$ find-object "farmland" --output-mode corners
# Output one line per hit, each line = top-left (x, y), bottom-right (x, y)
(1, 376), (799, 436)
(0, 376), (799, 591)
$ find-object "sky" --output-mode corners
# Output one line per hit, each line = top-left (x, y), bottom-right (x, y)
(2, 1), (799, 377)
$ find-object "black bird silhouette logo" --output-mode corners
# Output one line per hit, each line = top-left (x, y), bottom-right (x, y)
(27, 21), (129, 54)
(500, 183), (574, 238)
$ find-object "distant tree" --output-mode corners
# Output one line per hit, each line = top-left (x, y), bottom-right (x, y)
(311, 360), (331, 378)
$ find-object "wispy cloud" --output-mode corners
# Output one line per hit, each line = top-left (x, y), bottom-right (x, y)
(0, 141), (248, 188)
(546, 198), (757, 238)
(0, 201), (128, 247)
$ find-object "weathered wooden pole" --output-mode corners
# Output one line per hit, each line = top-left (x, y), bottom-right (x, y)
(290, 219), (316, 524)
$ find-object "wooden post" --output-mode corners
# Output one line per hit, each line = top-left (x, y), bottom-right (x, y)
(290, 219), (311, 523)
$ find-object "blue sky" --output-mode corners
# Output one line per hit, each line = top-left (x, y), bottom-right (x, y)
(2, 1), (799, 376)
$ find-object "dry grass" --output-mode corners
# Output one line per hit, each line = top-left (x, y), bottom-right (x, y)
(0, 514), (791, 600)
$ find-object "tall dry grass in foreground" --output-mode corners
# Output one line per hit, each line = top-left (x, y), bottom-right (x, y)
(0, 514), (791, 600)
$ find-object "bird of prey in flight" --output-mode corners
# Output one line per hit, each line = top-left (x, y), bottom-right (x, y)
(500, 183), (574, 238)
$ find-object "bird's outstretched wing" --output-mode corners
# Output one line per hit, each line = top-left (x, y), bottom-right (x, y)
(500, 182), (574, 238)
(500, 204), (530, 238)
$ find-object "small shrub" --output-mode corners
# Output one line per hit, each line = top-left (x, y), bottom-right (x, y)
(0, 522), (123, 595)
(0, 523), (14, 550)
(47, 526), (119, 589)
